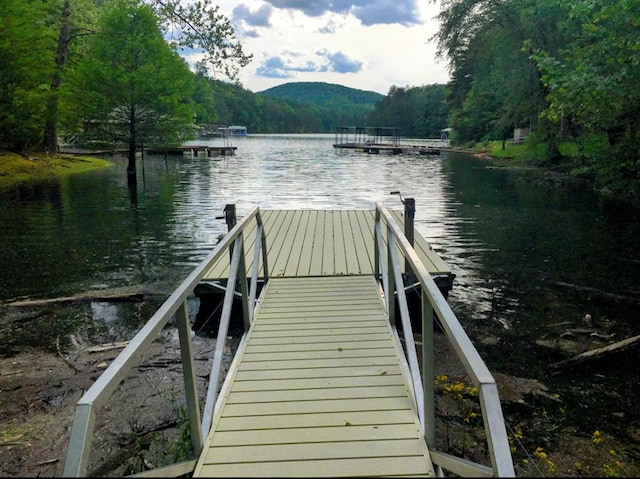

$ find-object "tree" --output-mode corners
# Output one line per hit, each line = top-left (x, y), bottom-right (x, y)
(432, 0), (561, 145)
(43, 0), (100, 155)
(148, 0), (252, 80)
(0, 0), (57, 150)
(71, 0), (195, 182)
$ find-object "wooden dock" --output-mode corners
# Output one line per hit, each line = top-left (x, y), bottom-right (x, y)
(63, 204), (514, 478)
(333, 126), (444, 155)
(146, 145), (236, 157)
(199, 209), (453, 289)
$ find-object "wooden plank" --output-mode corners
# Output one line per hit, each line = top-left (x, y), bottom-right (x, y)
(244, 339), (391, 353)
(225, 384), (410, 404)
(220, 396), (414, 417)
(272, 211), (303, 276)
(282, 210), (310, 276)
(296, 210), (317, 276)
(322, 210), (335, 275)
(240, 347), (397, 362)
(230, 374), (404, 392)
(199, 456), (432, 477)
(249, 326), (390, 337)
(202, 438), (427, 463)
(333, 210), (348, 274)
(234, 364), (401, 381)
(236, 356), (400, 371)
(308, 211), (326, 275)
(247, 332), (391, 345)
(216, 409), (414, 431)
(194, 276), (434, 477)
(210, 424), (425, 446)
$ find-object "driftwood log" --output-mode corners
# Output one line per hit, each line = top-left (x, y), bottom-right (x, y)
(550, 334), (640, 370)
(5, 292), (149, 307)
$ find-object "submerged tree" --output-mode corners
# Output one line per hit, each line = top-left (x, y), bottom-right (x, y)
(72, 0), (195, 183)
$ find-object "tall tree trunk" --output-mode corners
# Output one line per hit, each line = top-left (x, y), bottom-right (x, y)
(44, 1), (72, 155)
(127, 106), (137, 185)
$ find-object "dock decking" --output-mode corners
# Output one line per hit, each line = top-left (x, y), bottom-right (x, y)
(194, 275), (435, 477)
(200, 209), (453, 290)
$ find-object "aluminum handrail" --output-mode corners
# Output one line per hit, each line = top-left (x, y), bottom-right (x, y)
(374, 202), (515, 477)
(63, 206), (267, 477)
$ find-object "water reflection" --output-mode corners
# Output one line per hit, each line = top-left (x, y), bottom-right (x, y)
(1, 136), (638, 344)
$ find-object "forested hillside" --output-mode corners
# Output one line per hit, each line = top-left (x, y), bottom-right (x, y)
(258, 82), (383, 131)
(199, 79), (380, 133)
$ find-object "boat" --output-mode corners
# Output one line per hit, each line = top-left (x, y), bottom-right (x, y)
(218, 125), (247, 136)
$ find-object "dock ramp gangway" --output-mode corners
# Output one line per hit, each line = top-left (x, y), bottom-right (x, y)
(63, 203), (515, 477)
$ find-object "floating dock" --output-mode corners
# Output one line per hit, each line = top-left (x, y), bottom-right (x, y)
(63, 203), (514, 478)
(333, 126), (441, 155)
(146, 145), (237, 157)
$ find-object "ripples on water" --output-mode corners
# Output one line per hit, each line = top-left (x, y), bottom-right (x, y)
(1, 135), (638, 342)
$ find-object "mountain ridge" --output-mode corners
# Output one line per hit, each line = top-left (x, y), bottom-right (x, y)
(258, 81), (384, 108)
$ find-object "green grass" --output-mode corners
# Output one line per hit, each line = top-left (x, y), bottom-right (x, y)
(0, 151), (113, 191)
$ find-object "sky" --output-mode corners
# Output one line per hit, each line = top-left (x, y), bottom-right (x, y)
(182, 0), (451, 95)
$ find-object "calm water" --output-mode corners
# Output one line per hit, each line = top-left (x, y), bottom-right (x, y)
(1, 133), (639, 432)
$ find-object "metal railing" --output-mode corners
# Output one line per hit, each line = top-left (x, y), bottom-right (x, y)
(63, 205), (268, 477)
(374, 201), (515, 477)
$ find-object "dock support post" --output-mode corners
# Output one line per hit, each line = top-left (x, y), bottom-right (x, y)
(223, 203), (236, 230)
(404, 198), (415, 281)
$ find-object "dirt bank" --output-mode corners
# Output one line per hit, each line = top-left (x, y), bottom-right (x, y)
(1, 301), (638, 477)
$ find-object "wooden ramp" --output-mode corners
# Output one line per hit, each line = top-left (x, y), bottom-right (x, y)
(194, 275), (435, 477)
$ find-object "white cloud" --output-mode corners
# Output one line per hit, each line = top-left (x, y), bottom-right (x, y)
(212, 0), (450, 94)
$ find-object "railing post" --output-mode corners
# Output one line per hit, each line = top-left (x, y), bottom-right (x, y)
(386, 223), (395, 325)
(175, 301), (203, 454)
(223, 204), (237, 230)
(422, 293), (435, 448)
(374, 208), (380, 280)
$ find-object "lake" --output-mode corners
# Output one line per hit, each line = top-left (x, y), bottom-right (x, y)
(1, 133), (639, 438)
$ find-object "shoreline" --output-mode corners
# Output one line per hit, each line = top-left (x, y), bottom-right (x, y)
(0, 151), (114, 192)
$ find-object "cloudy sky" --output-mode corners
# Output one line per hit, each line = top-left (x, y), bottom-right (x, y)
(189, 0), (450, 95)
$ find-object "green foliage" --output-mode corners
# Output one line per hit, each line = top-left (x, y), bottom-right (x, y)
(0, 0), (57, 149)
(366, 84), (448, 138)
(148, 0), (252, 80)
(434, 0), (640, 205)
(68, 0), (196, 156)
(259, 81), (383, 130)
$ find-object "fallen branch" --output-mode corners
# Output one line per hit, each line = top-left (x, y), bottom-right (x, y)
(56, 337), (83, 373)
(550, 280), (640, 303)
(85, 341), (130, 354)
(6, 292), (148, 308)
(551, 334), (640, 370)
